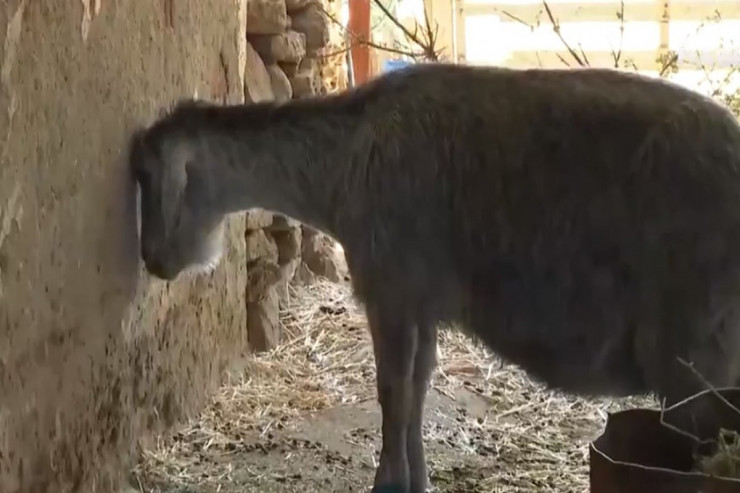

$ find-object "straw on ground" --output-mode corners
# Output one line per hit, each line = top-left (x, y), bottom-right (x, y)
(133, 278), (654, 493)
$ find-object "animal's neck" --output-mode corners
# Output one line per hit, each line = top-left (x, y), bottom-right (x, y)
(187, 97), (360, 237)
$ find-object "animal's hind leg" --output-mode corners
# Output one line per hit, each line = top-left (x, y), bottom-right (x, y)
(367, 302), (418, 493)
(407, 323), (437, 493)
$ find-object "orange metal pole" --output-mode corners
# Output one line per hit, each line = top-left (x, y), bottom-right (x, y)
(348, 0), (371, 85)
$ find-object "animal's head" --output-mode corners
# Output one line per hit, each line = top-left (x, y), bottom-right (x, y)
(129, 122), (226, 281)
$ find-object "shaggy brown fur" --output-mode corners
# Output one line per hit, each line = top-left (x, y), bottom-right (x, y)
(130, 63), (740, 493)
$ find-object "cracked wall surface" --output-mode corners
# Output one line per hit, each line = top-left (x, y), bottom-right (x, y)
(0, 0), (351, 490)
(0, 1), (251, 492)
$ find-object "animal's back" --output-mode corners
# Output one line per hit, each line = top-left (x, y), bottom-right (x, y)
(339, 64), (740, 400)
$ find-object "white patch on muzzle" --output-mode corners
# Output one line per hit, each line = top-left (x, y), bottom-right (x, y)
(184, 222), (226, 277)
(185, 249), (223, 276)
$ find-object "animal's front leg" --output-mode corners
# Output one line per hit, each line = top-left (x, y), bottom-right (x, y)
(407, 323), (437, 493)
(367, 305), (418, 493)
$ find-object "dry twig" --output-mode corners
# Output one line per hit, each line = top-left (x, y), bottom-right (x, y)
(315, 0), (442, 64)
(653, 358), (740, 478)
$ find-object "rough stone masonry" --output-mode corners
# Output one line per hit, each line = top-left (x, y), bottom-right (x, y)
(243, 0), (352, 350)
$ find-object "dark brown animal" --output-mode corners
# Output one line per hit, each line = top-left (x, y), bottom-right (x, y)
(129, 63), (740, 493)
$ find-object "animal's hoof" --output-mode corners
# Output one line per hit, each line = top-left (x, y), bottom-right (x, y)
(370, 485), (407, 493)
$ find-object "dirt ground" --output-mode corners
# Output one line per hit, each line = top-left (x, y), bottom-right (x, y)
(132, 279), (654, 493)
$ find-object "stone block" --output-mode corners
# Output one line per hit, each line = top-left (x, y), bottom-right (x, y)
(271, 226), (302, 266)
(290, 65), (322, 98)
(286, 0), (316, 13)
(247, 0), (290, 35)
(245, 229), (279, 263)
(290, 3), (330, 54)
(246, 259), (284, 302)
(267, 213), (301, 231)
(246, 209), (274, 231)
(244, 41), (275, 103)
(300, 226), (346, 282)
(247, 289), (281, 352)
(249, 31), (307, 64)
(266, 64), (293, 102)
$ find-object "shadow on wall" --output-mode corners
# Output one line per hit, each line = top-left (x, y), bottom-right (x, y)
(0, 1), (251, 492)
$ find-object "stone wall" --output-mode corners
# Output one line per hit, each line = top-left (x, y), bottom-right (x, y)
(245, 0), (329, 102)
(244, 211), (303, 351)
(245, 0), (348, 99)
(243, 0), (349, 319)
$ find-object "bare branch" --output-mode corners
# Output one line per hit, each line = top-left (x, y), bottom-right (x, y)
(656, 358), (740, 451)
(500, 7), (553, 68)
(657, 50), (679, 77)
(315, 3), (429, 60)
(611, 0), (625, 68)
(556, 53), (571, 67)
(577, 42), (590, 66)
(542, 0), (588, 67)
(658, 395), (713, 447)
(370, 0), (440, 61)
(678, 357), (740, 417)
(500, 10), (533, 30)
(317, 44), (353, 59)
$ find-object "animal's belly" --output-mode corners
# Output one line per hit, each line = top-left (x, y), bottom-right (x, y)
(462, 266), (647, 397)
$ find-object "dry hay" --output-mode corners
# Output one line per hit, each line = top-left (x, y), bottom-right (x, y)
(695, 428), (740, 479)
(133, 278), (654, 492)
(666, 359), (740, 481)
